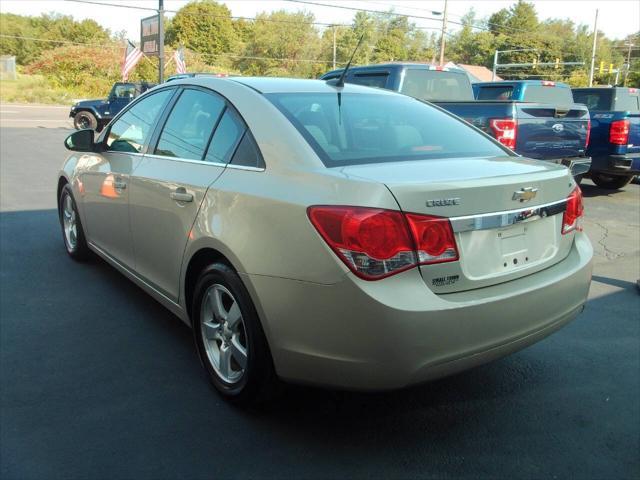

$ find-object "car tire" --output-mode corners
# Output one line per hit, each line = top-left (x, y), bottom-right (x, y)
(73, 111), (98, 130)
(192, 263), (279, 405)
(58, 184), (90, 261)
(591, 172), (633, 190)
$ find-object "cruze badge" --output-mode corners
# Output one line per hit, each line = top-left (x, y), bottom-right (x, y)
(426, 198), (461, 207)
(512, 187), (538, 202)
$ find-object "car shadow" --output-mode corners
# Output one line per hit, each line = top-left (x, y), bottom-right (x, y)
(580, 181), (628, 198)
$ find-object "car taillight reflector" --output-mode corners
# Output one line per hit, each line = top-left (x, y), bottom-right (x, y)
(562, 187), (584, 235)
(405, 214), (459, 265)
(489, 118), (517, 149)
(308, 206), (458, 280)
(609, 119), (629, 145)
(585, 118), (591, 148)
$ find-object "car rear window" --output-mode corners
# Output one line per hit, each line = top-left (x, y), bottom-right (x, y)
(476, 86), (514, 100)
(614, 90), (640, 113)
(348, 72), (389, 89)
(400, 69), (473, 101)
(572, 89), (613, 111)
(266, 92), (507, 167)
(523, 85), (573, 105)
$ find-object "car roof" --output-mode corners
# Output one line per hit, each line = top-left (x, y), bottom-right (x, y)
(182, 76), (400, 95)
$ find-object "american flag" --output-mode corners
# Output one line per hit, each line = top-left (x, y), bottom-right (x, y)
(122, 40), (143, 81)
(174, 47), (187, 74)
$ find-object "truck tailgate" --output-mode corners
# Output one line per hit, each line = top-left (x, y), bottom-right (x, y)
(515, 105), (590, 160)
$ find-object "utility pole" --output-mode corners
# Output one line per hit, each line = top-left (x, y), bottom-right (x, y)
(624, 42), (635, 86)
(438, 0), (448, 66)
(158, 0), (164, 83)
(492, 50), (499, 81)
(588, 9), (598, 87)
(332, 25), (337, 69)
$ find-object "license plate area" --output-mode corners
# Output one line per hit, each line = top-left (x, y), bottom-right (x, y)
(499, 224), (528, 270)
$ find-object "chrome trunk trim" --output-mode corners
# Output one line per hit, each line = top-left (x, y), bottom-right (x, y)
(449, 199), (567, 233)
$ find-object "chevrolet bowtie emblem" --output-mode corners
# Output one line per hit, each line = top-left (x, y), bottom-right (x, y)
(512, 187), (538, 202)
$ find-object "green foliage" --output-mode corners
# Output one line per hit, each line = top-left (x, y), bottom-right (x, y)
(164, 0), (238, 66)
(0, 12), (110, 64)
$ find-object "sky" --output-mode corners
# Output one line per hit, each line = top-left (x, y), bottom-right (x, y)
(1, 0), (638, 41)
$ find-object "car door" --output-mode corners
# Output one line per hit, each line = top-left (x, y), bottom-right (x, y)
(80, 88), (175, 267)
(128, 87), (247, 302)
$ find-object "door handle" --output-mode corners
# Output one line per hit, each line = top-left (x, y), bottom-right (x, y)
(170, 187), (193, 203)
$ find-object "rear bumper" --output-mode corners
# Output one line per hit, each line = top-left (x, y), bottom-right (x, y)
(242, 233), (593, 390)
(589, 153), (640, 175)
(558, 156), (592, 177)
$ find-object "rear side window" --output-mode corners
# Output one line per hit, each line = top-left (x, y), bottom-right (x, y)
(205, 108), (245, 164)
(106, 89), (173, 153)
(267, 92), (507, 167)
(477, 86), (514, 100)
(400, 70), (473, 101)
(572, 90), (613, 111)
(523, 85), (573, 105)
(614, 91), (640, 113)
(231, 132), (265, 169)
(155, 89), (225, 160)
(349, 73), (389, 89)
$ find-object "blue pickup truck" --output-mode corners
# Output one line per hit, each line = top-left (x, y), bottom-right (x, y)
(572, 87), (640, 189)
(320, 64), (591, 181)
(69, 82), (155, 132)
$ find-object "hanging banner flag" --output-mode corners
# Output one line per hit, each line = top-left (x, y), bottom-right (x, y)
(174, 47), (187, 74)
(122, 40), (143, 81)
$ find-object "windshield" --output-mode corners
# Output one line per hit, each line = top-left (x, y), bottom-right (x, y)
(266, 92), (507, 167)
(400, 70), (474, 101)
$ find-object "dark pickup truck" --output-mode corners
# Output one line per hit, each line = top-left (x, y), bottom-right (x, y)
(320, 64), (591, 180)
(572, 86), (640, 189)
(69, 81), (155, 132)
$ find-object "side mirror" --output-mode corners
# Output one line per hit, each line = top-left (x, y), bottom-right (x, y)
(65, 129), (95, 152)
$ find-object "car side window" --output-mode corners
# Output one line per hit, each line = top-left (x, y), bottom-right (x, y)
(106, 89), (173, 153)
(349, 73), (389, 89)
(230, 132), (265, 169)
(204, 108), (246, 164)
(155, 89), (225, 160)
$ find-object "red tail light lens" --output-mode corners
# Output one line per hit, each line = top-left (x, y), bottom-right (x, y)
(308, 206), (458, 280)
(585, 118), (591, 148)
(489, 118), (517, 149)
(562, 188), (584, 235)
(609, 119), (629, 145)
(405, 214), (459, 264)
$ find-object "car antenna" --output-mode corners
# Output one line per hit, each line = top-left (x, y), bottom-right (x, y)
(328, 33), (365, 88)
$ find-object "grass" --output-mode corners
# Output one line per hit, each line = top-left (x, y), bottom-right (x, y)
(0, 74), (79, 105)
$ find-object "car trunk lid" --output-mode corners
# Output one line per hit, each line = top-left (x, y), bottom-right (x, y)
(340, 156), (577, 293)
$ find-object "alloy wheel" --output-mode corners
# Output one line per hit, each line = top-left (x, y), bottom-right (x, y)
(200, 284), (248, 384)
(62, 193), (78, 251)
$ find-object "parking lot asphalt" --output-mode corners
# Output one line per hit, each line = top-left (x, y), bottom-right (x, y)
(1, 121), (639, 480)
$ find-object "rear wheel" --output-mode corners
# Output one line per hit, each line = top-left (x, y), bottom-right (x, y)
(192, 263), (278, 404)
(73, 111), (97, 130)
(58, 184), (90, 260)
(591, 172), (633, 190)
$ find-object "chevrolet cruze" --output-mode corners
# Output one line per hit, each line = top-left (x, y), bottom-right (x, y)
(58, 77), (593, 403)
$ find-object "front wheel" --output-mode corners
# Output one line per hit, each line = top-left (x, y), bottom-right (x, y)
(192, 263), (278, 404)
(73, 111), (97, 130)
(58, 184), (90, 260)
(591, 172), (633, 190)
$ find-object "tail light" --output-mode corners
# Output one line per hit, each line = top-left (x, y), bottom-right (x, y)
(609, 119), (629, 145)
(585, 118), (591, 149)
(541, 81), (556, 86)
(308, 206), (458, 280)
(562, 188), (584, 235)
(489, 118), (517, 149)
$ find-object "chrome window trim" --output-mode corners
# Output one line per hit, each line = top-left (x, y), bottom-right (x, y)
(141, 153), (265, 171)
(449, 199), (567, 233)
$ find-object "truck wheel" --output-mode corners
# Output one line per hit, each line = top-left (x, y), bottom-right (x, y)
(591, 173), (633, 190)
(74, 111), (98, 130)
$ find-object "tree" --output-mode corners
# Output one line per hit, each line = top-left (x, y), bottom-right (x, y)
(165, 0), (238, 66)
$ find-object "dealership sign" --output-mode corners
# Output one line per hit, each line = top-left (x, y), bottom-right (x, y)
(140, 15), (160, 56)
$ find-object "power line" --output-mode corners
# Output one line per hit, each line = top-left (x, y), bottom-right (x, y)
(0, 34), (122, 49)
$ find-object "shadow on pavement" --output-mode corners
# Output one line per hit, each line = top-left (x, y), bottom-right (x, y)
(1, 209), (638, 480)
